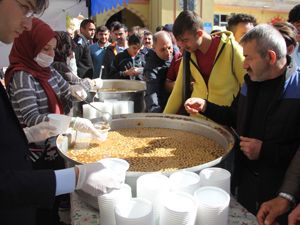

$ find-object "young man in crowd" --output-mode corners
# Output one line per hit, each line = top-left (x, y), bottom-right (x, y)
(102, 23), (128, 79)
(164, 11), (245, 118)
(73, 19), (95, 78)
(227, 13), (257, 42)
(288, 4), (300, 66)
(90, 25), (110, 78)
(109, 33), (145, 80)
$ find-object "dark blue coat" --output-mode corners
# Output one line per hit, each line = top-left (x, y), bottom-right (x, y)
(0, 84), (56, 225)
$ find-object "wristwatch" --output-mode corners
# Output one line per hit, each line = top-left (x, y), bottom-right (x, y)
(279, 192), (296, 208)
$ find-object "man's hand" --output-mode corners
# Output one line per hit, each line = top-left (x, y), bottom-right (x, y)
(184, 97), (207, 114)
(257, 197), (290, 225)
(124, 67), (140, 77)
(239, 136), (262, 160)
(288, 203), (300, 225)
(75, 162), (125, 196)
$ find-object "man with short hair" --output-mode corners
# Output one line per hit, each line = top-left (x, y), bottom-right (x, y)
(164, 10), (245, 117)
(73, 19), (95, 78)
(227, 13), (257, 42)
(185, 24), (300, 225)
(142, 30), (153, 49)
(90, 25), (110, 78)
(288, 4), (300, 66)
(109, 33), (145, 80)
(0, 1), (123, 224)
(144, 31), (173, 112)
(102, 23), (128, 79)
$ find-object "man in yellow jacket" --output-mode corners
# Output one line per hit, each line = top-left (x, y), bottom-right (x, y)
(164, 10), (245, 118)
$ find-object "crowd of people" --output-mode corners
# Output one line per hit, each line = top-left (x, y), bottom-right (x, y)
(0, 0), (300, 225)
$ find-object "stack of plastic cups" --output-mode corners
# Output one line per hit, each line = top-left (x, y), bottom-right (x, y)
(82, 102), (113, 119)
(199, 167), (231, 194)
(159, 191), (197, 225)
(194, 186), (230, 225)
(98, 183), (132, 225)
(112, 101), (134, 115)
(136, 173), (170, 225)
(169, 170), (201, 195)
(114, 197), (154, 225)
(99, 158), (130, 184)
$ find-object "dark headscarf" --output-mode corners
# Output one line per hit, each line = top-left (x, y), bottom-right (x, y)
(54, 31), (75, 62)
(5, 18), (64, 114)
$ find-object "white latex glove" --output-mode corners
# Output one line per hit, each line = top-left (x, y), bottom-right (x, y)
(70, 117), (101, 138)
(23, 121), (58, 143)
(75, 162), (125, 196)
(90, 78), (103, 91)
(70, 85), (88, 100)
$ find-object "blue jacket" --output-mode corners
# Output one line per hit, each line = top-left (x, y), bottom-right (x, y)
(203, 64), (300, 214)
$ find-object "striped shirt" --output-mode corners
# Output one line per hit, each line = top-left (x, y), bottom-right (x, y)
(7, 68), (76, 162)
(7, 68), (74, 127)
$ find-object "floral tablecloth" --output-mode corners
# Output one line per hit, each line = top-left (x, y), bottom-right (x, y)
(71, 192), (258, 225)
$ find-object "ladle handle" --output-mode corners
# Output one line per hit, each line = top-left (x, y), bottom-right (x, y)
(99, 65), (104, 79)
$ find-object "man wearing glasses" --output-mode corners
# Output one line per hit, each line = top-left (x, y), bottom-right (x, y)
(0, 1), (124, 225)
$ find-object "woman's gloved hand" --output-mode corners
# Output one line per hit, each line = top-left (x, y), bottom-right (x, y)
(90, 78), (103, 91)
(23, 121), (58, 143)
(75, 162), (125, 196)
(70, 117), (101, 138)
(70, 85), (88, 100)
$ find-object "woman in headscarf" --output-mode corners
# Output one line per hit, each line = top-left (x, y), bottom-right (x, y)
(53, 30), (103, 87)
(53, 31), (103, 116)
(4, 18), (101, 225)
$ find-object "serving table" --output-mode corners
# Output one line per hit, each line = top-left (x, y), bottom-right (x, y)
(71, 192), (258, 225)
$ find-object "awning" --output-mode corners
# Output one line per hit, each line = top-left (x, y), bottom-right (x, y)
(91, 0), (130, 16)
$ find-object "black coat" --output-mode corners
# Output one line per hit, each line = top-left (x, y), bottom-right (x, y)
(204, 70), (300, 216)
(102, 44), (116, 79)
(73, 35), (94, 78)
(144, 49), (171, 112)
(109, 49), (145, 80)
(0, 84), (56, 225)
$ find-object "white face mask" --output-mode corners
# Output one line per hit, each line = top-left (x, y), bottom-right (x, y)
(34, 52), (54, 68)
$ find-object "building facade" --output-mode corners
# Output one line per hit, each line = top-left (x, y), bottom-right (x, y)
(91, 0), (297, 32)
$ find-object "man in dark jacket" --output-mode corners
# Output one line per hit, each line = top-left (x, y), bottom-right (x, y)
(109, 33), (145, 80)
(144, 31), (173, 112)
(0, 1), (124, 225)
(184, 24), (300, 225)
(73, 19), (95, 78)
(257, 147), (300, 225)
(102, 23), (128, 79)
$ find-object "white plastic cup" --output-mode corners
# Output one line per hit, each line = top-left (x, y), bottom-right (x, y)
(136, 173), (170, 224)
(99, 158), (130, 181)
(115, 197), (154, 225)
(169, 170), (201, 195)
(194, 186), (230, 225)
(47, 114), (72, 135)
(159, 191), (197, 225)
(98, 183), (132, 225)
(199, 167), (231, 194)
